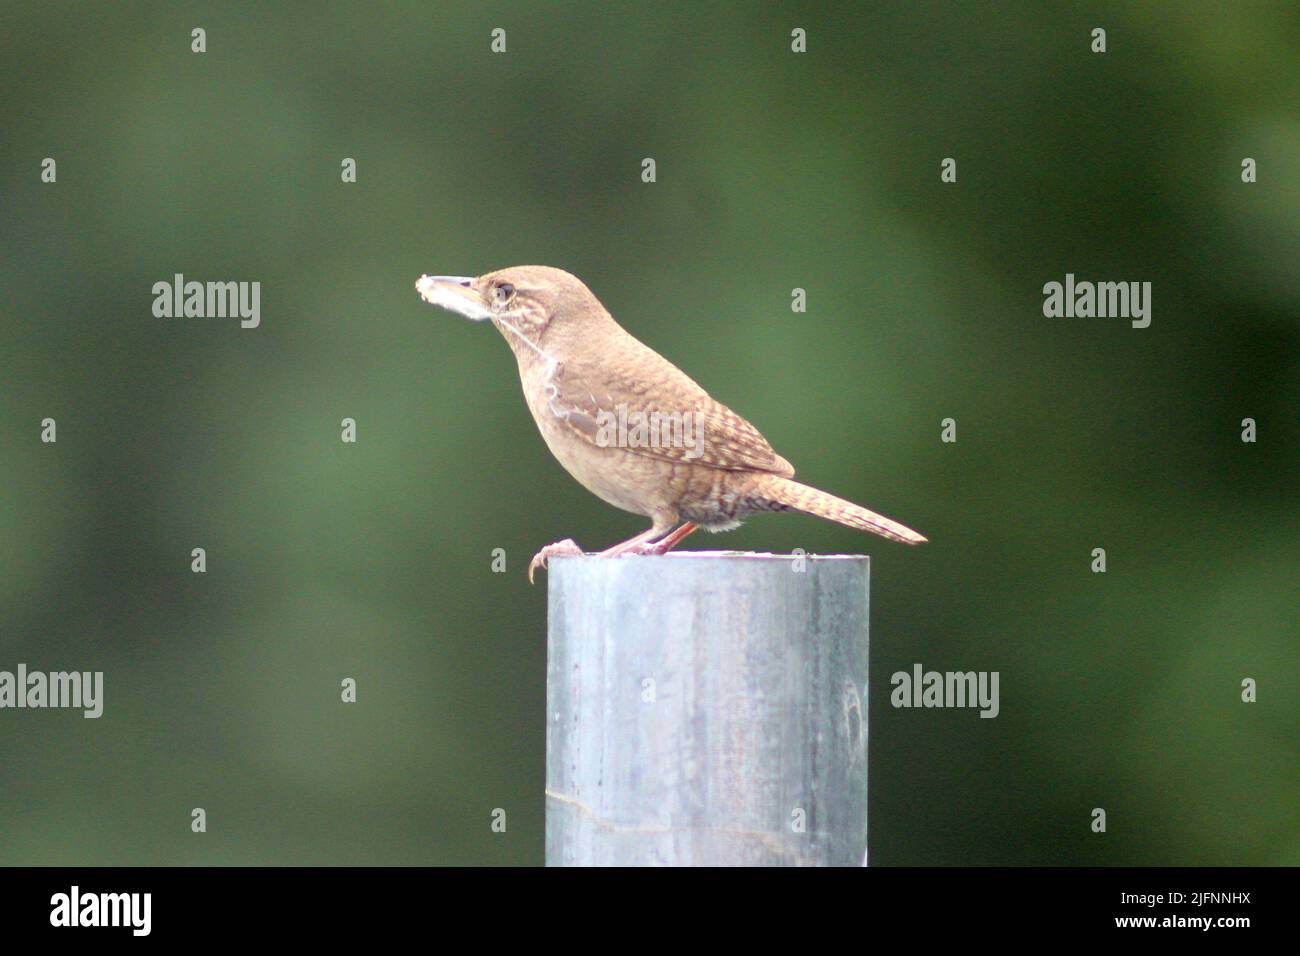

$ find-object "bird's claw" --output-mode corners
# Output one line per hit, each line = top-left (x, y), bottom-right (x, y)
(528, 539), (583, 584)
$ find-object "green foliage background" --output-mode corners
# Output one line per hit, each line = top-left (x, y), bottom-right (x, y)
(1, 1), (1295, 865)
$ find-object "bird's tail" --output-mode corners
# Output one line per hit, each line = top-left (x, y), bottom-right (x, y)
(755, 475), (927, 545)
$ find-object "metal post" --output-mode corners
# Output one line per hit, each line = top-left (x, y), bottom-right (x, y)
(545, 551), (869, 866)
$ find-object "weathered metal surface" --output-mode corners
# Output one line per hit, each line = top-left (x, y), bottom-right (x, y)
(546, 552), (869, 866)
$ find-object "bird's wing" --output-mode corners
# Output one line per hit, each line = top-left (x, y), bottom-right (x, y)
(545, 352), (795, 476)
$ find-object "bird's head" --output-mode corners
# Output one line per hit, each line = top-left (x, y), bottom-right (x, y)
(416, 266), (610, 364)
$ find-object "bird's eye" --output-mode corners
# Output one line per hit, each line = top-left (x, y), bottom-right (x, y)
(493, 282), (515, 305)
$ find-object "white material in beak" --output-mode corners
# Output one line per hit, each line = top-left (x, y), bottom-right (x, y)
(415, 274), (493, 321)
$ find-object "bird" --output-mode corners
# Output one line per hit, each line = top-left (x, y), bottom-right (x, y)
(416, 266), (926, 583)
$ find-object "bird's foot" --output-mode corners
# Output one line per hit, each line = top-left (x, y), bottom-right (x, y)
(528, 538), (582, 584)
(610, 539), (677, 558)
(598, 522), (700, 559)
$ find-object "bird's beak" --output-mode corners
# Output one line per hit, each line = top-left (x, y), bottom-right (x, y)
(415, 274), (493, 321)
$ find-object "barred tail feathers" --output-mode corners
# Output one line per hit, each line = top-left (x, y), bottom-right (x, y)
(757, 476), (927, 545)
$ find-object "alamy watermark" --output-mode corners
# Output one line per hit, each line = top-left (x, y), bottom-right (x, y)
(152, 273), (260, 328)
(594, 404), (704, 460)
(50, 886), (150, 936)
(0, 664), (103, 718)
(890, 663), (999, 718)
(1043, 273), (1151, 328)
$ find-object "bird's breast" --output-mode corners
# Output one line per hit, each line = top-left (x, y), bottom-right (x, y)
(516, 362), (667, 518)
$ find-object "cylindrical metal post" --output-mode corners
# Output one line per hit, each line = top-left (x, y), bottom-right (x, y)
(545, 551), (869, 866)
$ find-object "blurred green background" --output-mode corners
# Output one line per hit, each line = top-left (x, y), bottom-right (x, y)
(1, 1), (1296, 865)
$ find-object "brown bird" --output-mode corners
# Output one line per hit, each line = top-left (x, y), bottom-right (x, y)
(416, 266), (925, 582)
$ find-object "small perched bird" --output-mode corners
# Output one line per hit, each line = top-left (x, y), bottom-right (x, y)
(417, 266), (925, 582)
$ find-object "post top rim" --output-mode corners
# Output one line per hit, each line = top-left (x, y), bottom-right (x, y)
(557, 551), (869, 562)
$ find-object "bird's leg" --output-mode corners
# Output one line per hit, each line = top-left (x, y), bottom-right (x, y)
(528, 538), (582, 584)
(530, 522), (670, 582)
(596, 525), (667, 557)
(643, 521), (698, 555)
(528, 517), (699, 584)
(599, 519), (699, 558)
